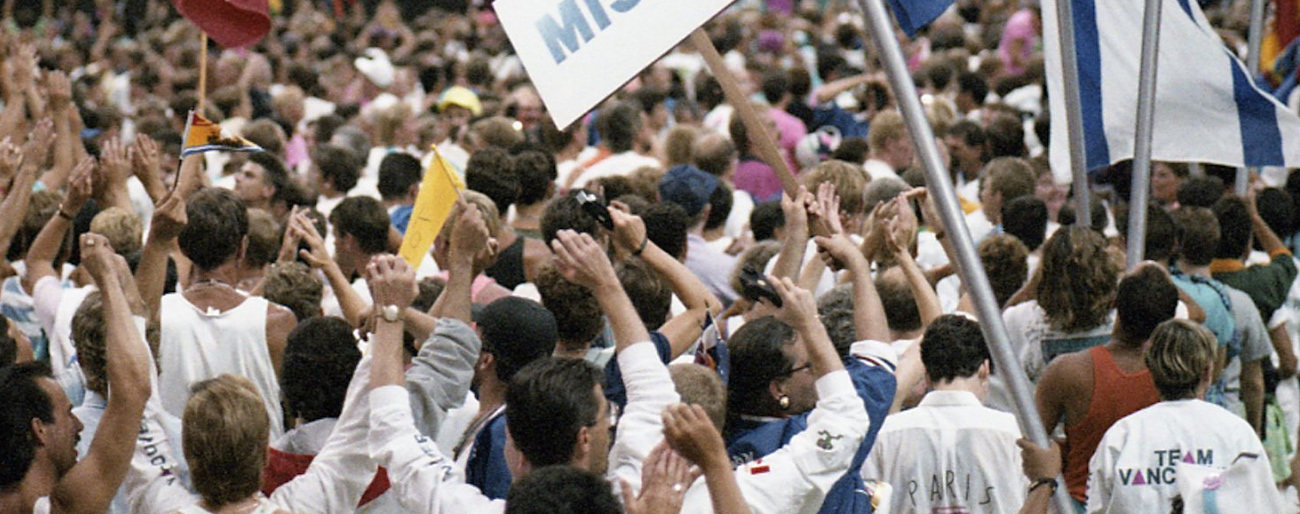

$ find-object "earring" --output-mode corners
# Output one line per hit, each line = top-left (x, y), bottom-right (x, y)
(779, 395), (790, 410)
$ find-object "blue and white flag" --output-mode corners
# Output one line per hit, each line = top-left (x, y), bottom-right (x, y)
(1044, 0), (1300, 178)
(888, 0), (954, 38)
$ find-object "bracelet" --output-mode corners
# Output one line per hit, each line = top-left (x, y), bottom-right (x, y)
(631, 234), (648, 257)
(56, 206), (74, 220)
(1028, 478), (1058, 494)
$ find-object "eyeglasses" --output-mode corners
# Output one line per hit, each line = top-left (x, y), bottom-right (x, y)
(784, 362), (813, 377)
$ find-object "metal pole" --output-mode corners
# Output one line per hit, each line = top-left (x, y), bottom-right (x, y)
(1127, 0), (1164, 269)
(849, 0), (1077, 512)
(1057, 0), (1092, 224)
(1238, 0), (1266, 195)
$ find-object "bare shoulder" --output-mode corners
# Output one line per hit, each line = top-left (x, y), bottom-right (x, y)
(265, 301), (297, 327)
(1040, 349), (1093, 392)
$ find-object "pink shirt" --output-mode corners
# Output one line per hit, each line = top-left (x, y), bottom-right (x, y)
(999, 9), (1038, 76)
(735, 158), (782, 203)
(769, 107), (807, 175)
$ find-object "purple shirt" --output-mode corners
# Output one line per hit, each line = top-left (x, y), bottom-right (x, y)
(735, 158), (782, 203)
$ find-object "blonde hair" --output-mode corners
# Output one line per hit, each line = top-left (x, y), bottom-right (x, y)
(89, 207), (143, 256)
(867, 110), (906, 154)
(1145, 319), (1216, 400)
(183, 375), (269, 508)
(800, 160), (868, 216)
(669, 363), (727, 432)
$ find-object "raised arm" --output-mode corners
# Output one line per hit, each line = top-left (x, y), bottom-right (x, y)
(96, 138), (137, 213)
(400, 206), (488, 435)
(1246, 188), (1292, 258)
(552, 229), (649, 351)
(294, 211), (369, 327)
(609, 202), (721, 357)
(428, 200), (491, 324)
(887, 196), (942, 329)
(0, 43), (33, 140)
(51, 234), (152, 514)
(770, 187), (812, 281)
(23, 157), (93, 294)
(136, 192), (186, 325)
(45, 70), (77, 191)
(366, 255), (500, 512)
(0, 138), (33, 258)
(816, 232), (888, 343)
(770, 275), (844, 378)
(130, 135), (168, 205)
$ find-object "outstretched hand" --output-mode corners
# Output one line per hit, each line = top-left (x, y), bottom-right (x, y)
(621, 442), (693, 514)
(663, 404), (729, 472)
(64, 157), (96, 215)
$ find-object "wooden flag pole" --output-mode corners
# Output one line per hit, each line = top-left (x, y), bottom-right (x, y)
(687, 28), (800, 199)
(197, 33), (209, 114)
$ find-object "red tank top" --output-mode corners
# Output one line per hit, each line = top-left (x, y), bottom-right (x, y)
(1062, 346), (1160, 502)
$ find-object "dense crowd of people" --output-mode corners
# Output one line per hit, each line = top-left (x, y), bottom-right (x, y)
(2, 0), (1300, 513)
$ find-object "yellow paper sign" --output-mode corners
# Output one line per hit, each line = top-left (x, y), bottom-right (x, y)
(398, 145), (464, 267)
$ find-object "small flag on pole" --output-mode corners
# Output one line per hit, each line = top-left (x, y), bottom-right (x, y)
(399, 146), (465, 267)
(169, 0), (271, 48)
(180, 111), (264, 158)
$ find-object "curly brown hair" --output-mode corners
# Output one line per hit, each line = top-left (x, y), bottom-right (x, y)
(1036, 226), (1119, 332)
(534, 263), (603, 350)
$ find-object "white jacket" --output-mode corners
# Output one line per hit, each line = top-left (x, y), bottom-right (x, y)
(1086, 399), (1275, 514)
(863, 390), (1025, 514)
(368, 341), (673, 514)
(126, 355), (377, 514)
(675, 370), (869, 514)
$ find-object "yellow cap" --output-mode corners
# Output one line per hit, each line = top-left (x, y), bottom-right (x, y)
(437, 86), (482, 116)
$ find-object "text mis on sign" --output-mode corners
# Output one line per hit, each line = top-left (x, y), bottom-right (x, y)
(495, 0), (735, 128)
(538, 0), (641, 64)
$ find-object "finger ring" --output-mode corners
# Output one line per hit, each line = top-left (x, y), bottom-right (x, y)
(672, 483), (684, 493)
(84, 239), (95, 247)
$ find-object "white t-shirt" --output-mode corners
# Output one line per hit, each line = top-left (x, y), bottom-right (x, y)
(988, 301), (1113, 412)
(963, 209), (996, 244)
(571, 151), (661, 189)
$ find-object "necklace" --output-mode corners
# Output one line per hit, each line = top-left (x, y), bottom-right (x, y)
(189, 278), (235, 289)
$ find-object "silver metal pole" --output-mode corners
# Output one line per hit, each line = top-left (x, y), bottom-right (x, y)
(1238, 0), (1266, 195)
(1057, 0), (1093, 225)
(850, 0), (1076, 512)
(1127, 0), (1163, 269)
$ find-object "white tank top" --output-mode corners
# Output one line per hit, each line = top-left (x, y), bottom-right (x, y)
(158, 293), (284, 438)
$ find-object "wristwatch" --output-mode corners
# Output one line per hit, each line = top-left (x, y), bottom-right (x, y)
(380, 304), (402, 323)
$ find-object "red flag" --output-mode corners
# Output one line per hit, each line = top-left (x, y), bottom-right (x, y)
(170, 0), (271, 49)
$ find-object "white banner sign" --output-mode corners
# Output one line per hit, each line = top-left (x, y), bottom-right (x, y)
(495, 0), (735, 128)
